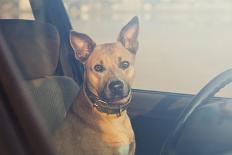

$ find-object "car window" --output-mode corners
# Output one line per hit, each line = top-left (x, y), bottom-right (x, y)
(64, 0), (232, 97)
(0, 0), (34, 19)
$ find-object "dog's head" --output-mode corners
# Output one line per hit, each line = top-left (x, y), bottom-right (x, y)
(70, 16), (139, 105)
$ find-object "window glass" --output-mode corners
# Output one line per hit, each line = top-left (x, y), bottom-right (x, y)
(64, 0), (232, 97)
(0, 0), (34, 19)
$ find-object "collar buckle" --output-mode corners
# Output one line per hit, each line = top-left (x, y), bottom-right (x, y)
(116, 105), (123, 117)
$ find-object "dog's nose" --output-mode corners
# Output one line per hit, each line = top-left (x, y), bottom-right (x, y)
(109, 80), (124, 95)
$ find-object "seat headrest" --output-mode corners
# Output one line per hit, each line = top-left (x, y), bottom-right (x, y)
(0, 20), (60, 80)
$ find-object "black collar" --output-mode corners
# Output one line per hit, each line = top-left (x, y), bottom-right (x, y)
(84, 84), (131, 116)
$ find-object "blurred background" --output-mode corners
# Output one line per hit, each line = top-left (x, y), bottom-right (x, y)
(1, 0), (232, 97)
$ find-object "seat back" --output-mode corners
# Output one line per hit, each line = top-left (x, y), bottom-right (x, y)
(0, 19), (79, 132)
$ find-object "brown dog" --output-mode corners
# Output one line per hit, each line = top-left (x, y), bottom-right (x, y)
(53, 16), (139, 155)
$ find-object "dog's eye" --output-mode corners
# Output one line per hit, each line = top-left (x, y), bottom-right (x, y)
(119, 61), (130, 70)
(94, 64), (105, 72)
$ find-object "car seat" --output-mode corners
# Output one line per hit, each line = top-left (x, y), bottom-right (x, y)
(0, 19), (79, 133)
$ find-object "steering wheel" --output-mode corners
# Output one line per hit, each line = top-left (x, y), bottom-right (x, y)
(160, 69), (232, 155)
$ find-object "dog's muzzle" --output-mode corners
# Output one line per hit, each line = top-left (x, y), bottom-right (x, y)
(101, 80), (130, 102)
(84, 84), (131, 116)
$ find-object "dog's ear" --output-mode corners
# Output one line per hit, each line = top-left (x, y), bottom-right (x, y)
(118, 16), (139, 54)
(70, 31), (96, 63)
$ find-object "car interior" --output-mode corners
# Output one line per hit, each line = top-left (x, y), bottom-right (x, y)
(0, 0), (232, 155)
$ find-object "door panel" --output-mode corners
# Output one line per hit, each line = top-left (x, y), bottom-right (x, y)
(129, 89), (232, 155)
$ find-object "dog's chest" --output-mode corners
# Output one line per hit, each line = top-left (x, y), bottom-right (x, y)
(54, 92), (135, 155)
(117, 144), (130, 155)
(114, 141), (135, 155)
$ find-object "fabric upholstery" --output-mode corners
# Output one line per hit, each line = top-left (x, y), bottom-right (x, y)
(28, 76), (79, 132)
(0, 19), (60, 80)
(0, 19), (80, 132)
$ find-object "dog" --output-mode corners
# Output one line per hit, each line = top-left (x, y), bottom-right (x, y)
(53, 16), (139, 155)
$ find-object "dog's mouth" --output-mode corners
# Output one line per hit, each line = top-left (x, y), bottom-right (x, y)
(84, 84), (132, 115)
(102, 93), (131, 104)
(100, 89), (131, 104)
